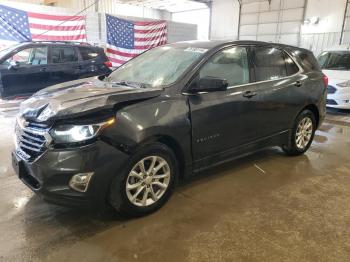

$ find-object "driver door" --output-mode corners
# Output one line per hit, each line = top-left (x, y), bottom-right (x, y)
(0, 46), (49, 97)
(188, 46), (262, 163)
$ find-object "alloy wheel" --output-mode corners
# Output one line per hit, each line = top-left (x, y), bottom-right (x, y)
(126, 156), (171, 207)
(295, 116), (313, 150)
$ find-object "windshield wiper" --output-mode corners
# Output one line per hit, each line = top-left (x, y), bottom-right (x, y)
(110, 81), (145, 89)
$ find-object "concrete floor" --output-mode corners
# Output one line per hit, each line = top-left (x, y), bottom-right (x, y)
(1, 103), (350, 262)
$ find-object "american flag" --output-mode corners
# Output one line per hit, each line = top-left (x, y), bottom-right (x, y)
(0, 4), (86, 45)
(106, 14), (167, 67)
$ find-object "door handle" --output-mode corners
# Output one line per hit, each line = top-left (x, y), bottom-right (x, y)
(294, 81), (302, 87)
(76, 65), (82, 70)
(242, 90), (257, 98)
(40, 67), (47, 72)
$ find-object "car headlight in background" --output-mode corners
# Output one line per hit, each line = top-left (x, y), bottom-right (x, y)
(336, 81), (350, 88)
(50, 118), (115, 144)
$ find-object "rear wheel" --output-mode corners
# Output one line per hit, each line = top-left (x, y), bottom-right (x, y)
(283, 109), (316, 156)
(109, 143), (177, 217)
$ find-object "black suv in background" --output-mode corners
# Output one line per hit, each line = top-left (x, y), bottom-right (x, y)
(13, 41), (327, 216)
(0, 41), (112, 98)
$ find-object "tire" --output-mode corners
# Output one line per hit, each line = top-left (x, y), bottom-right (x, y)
(283, 109), (316, 156)
(109, 142), (178, 217)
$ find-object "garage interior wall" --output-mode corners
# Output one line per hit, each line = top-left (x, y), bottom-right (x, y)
(0, 0), (197, 45)
(237, 0), (349, 55)
(239, 0), (305, 46)
(172, 9), (210, 40)
(210, 0), (240, 40)
(300, 0), (346, 55)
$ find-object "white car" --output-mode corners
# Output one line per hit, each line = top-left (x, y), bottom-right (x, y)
(318, 45), (350, 109)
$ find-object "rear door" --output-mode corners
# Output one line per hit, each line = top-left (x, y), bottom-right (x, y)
(188, 45), (262, 161)
(0, 46), (49, 97)
(77, 46), (111, 78)
(47, 45), (81, 86)
(251, 46), (303, 137)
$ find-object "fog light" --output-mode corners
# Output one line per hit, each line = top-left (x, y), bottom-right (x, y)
(69, 172), (94, 192)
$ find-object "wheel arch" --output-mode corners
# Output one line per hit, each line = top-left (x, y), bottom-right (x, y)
(303, 104), (320, 127)
(137, 134), (187, 181)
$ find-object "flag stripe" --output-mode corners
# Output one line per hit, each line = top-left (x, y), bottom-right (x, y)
(29, 23), (85, 31)
(106, 48), (139, 58)
(28, 17), (86, 26)
(30, 28), (86, 36)
(134, 20), (166, 26)
(27, 12), (84, 21)
(31, 34), (86, 41)
(134, 33), (166, 42)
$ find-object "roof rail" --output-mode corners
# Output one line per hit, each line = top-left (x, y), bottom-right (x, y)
(19, 40), (91, 46)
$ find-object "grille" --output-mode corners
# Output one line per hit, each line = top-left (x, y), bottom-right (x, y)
(326, 99), (338, 105)
(327, 85), (337, 94)
(15, 121), (51, 162)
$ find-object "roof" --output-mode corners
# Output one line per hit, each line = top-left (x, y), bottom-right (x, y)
(19, 41), (91, 46)
(168, 40), (309, 52)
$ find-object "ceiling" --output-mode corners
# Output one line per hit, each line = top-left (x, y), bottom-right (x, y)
(118, 0), (210, 12)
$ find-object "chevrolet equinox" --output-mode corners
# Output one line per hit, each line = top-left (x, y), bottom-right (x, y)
(12, 41), (327, 216)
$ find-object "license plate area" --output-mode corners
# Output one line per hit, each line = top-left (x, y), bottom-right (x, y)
(12, 152), (41, 190)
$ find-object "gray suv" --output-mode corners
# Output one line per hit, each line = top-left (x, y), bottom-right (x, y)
(12, 41), (327, 216)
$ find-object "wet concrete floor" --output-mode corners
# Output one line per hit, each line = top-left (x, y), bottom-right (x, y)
(1, 106), (350, 261)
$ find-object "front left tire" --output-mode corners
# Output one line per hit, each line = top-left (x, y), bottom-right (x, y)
(109, 142), (177, 217)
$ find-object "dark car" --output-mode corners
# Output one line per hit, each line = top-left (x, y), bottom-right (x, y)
(12, 40), (327, 216)
(0, 41), (112, 98)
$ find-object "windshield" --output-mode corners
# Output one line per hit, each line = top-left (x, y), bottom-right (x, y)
(107, 45), (207, 87)
(318, 51), (350, 70)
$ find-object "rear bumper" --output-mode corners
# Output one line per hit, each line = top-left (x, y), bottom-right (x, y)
(13, 140), (130, 209)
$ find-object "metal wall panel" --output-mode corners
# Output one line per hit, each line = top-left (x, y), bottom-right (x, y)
(259, 11), (279, 23)
(301, 32), (341, 55)
(258, 23), (278, 35)
(239, 0), (305, 45)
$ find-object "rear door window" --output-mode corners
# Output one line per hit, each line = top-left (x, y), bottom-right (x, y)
(285, 54), (299, 76)
(52, 46), (78, 63)
(199, 46), (250, 87)
(78, 47), (99, 60)
(252, 47), (287, 81)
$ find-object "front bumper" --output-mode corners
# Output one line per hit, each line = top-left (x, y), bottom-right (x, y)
(327, 87), (350, 109)
(12, 140), (129, 209)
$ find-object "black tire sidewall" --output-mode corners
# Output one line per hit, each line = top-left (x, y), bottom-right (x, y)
(109, 143), (177, 217)
(290, 110), (316, 154)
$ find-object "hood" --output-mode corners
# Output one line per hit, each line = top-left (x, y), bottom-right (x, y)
(19, 77), (163, 122)
(322, 69), (350, 81)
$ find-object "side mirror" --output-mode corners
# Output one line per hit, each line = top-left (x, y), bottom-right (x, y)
(8, 61), (20, 70)
(189, 76), (228, 93)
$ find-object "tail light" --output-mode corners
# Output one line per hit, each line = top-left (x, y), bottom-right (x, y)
(322, 75), (328, 88)
(104, 61), (113, 68)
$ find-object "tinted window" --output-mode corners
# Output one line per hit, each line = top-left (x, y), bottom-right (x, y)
(298, 51), (321, 71)
(253, 47), (286, 81)
(285, 54), (299, 75)
(3, 46), (47, 65)
(31, 47), (48, 65)
(199, 46), (249, 87)
(317, 51), (350, 70)
(79, 47), (99, 60)
(52, 46), (78, 63)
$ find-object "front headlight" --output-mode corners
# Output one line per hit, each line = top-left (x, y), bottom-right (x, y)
(336, 80), (350, 88)
(50, 118), (115, 144)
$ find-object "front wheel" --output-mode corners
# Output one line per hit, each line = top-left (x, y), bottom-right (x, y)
(283, 109), (316, 156)
(109, 143), (177, 217)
